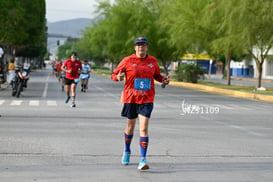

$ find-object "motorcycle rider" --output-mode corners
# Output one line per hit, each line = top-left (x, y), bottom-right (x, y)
(12, 62), (30, 97)
(8, 59), (16, 85)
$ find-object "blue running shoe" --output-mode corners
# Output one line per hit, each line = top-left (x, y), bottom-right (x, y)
(65, 96), (71, 104)
(121, 152), (131, 165)
(138, 158), (149, 170)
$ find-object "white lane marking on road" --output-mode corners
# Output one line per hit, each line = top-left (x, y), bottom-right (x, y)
(164, 103), (179, 109)
(215, 120), (264, 137)
(215, 104), (235, 110)
(0, 100), (5, 105)
(229, 124), (264, 137)
(43, 73), (50, 98)
(10, 100), (23, 106)
(29, 100), (39, 106)
(47, 100), (57, 106)
(94, 85), (118, 100)
(229, 104), (252, 111)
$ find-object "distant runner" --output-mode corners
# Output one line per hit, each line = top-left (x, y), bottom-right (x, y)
(61, 52), (82, 107)
(80, 60), (91, 92)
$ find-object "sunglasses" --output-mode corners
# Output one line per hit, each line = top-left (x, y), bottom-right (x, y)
(135, 43), (147, 46)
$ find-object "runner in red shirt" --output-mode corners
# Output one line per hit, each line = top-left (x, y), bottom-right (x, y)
(56, 60), (66, 91)
(55, 60), (62, 75)
(111, 37), (169, 170)
(61, 52), (82, 107)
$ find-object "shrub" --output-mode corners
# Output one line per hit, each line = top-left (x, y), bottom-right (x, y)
(175, 63), (205, 83)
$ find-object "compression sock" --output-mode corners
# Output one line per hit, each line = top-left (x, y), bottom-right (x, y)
(139, 136), (149, 158)
(124, 133), (133, 153)
(72, 96), (75, 103)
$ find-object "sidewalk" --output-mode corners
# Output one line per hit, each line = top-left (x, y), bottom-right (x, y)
(205, 74), (273, 88)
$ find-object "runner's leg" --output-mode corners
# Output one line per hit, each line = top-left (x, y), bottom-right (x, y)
(138, 114), (150, 170)
(71, 83), (77, 106)
(122, 118), (136, 165)
(65, 79), (71, 103)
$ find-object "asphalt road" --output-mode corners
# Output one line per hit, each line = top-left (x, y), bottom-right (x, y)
(0, 67), (273, 182)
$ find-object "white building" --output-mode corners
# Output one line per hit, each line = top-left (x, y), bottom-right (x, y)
(230, 59), (254, 78)
(254, 48), (273, 79)
(230, 47), (273, 80)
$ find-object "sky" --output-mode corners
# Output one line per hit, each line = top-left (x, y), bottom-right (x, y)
(46, 0), (100, 22)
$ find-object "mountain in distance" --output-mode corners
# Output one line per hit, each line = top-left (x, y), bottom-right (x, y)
(47, 18), (94, 38)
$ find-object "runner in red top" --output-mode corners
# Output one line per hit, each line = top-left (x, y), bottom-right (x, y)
(55, 60), (62, 72)
(61, 52), (82, 107)
(111, 53), (164, 104)
(111, 37), (169, 170)
(55, 60), (62, 82)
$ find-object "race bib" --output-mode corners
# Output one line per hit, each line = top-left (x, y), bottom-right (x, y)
(61, 72), (66, 78)
(80, 74), (89, 80)
(74, 78), (80, 83)
(134, 78), (151, 91)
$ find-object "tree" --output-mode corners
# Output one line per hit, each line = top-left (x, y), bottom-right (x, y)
(202, 0), (273, 87)
(162, 0), (246, 85)
(75, 22), (109, 66)
(162, 0), (210, 54)
(78, 0), (177, 74)
(233, 0), (273, 88)
(0, 0), (25, 62)
(203, 0), (245, 85)
(0, 0), (46, 62)
(0, 0), (26, 46)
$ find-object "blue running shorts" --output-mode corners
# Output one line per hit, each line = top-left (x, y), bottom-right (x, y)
(121, 103), (153, 119)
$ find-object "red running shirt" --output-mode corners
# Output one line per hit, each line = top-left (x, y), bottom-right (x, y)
(55, 62), (62, 71)
(111, 54), (165, 104)
(63, 59), (82, 79)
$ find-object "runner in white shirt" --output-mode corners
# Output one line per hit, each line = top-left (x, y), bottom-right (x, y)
(80, 60), (91, 92)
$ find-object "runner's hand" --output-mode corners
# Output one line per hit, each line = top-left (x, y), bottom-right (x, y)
(117, 70), (125, 81)
(163, 75), (170, 85)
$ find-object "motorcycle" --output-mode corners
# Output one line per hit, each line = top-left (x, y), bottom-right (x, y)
(12, 66), (30, 98)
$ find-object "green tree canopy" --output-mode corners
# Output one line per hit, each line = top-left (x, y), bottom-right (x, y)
(78, 0), (177, 74)
(72, 0), (272, 85)
(0, 0), (46, 58)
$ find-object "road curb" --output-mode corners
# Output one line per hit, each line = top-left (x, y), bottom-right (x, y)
(169, 81), (273, 103)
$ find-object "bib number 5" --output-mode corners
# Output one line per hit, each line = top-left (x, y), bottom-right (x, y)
(134, 78), (151, 91)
